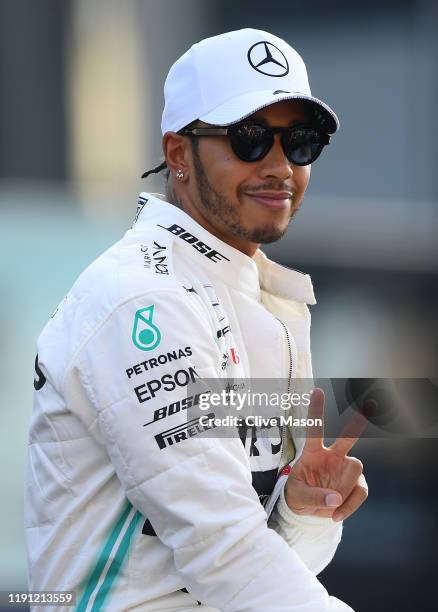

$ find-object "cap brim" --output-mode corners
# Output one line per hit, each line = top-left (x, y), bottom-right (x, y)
(199, 89), (339, 134)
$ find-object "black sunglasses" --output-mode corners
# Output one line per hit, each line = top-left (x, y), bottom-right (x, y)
(181, 122), (330, 166)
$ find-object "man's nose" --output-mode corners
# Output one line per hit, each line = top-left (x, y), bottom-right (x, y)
(258, 134), (293, 180)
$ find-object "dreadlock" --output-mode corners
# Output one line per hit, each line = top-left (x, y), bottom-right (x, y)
(141, 160), (167, 179)
(141, 120), (201, 180)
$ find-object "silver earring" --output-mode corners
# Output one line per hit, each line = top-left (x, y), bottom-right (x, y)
(176, 169), (184, 180)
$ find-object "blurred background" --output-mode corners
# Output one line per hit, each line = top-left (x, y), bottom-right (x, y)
(0, 0), (437, 610)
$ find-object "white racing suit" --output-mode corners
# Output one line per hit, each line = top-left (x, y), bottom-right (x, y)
(25, 193), (353, 611)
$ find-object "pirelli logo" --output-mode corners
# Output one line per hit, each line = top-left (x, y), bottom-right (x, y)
(155, 413), (216, 449)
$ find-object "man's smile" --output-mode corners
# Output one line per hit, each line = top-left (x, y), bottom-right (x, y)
(243, 190), (294, 209)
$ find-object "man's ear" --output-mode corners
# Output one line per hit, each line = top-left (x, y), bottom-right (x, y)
(162, 132), (191, 178)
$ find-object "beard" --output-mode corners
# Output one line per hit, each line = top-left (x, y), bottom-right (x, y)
(191, 145), (299, 244)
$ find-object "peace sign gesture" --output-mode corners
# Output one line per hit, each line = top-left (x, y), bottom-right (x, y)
(284, 388), (369, 521)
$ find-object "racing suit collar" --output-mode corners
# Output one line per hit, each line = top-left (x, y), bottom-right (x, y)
(136, 193), (315, 305)
(254, 250), (316, 305)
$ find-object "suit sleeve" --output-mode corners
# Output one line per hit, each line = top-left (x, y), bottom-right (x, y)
(268, 486), (344, 576)
(67, 289), (354, 611)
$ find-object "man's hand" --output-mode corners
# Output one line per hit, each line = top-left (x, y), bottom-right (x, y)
(285, 388), (369, 522)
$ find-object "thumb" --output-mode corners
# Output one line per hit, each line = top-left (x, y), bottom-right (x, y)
(286, 478), (343, 511)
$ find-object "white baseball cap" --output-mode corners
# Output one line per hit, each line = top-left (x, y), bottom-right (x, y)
(161, 28), (339, 136)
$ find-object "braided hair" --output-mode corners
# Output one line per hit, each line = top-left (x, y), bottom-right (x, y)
(141, 120), (200, 180)
(141, 160), (167, 179)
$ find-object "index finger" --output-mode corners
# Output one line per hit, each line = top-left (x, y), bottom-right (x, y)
(329, 399), (374, 455)
(303, 387), (325, 451)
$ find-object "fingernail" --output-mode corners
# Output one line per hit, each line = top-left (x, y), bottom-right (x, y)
(326, 493), (342, 507)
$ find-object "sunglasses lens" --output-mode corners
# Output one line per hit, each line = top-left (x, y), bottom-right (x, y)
(228, 124), (327, 165)
(284, 127), (323, 165)
(230, 124), (271, 161)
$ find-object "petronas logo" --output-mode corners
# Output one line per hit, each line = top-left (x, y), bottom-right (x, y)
(132, 306), (161, 351)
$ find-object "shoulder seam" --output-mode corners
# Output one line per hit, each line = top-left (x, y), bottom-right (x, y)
(60, 287), (188, 395)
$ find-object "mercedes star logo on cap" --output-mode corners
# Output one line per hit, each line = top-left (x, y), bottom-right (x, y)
(247, 41), (289, 77)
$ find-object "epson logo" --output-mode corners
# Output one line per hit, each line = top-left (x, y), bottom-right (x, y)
(157, 223), (230, 264)
(155, 413), (216, 449)
(134, 367), (199, 403)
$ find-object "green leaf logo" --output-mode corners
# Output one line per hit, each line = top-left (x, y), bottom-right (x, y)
(132, 306), (161, 351)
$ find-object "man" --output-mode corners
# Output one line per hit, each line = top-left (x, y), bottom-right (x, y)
(26, 29), (367, 611)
